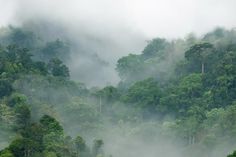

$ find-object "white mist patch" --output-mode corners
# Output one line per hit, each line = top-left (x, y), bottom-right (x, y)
(6, 0), (236, 39)
(103, 134), (183, 157)
(91, 120), (185, 157)
(0, 0), (16, 27)
(0, 0), (235, 87)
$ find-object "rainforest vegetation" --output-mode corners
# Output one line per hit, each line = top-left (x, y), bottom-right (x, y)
(0, 26), (236, 157)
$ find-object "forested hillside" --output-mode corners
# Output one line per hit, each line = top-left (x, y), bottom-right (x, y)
(0, 26), (236, 157)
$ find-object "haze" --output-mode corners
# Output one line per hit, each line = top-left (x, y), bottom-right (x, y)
(1, 0), (236, 38)
(0, 0), (235, 86)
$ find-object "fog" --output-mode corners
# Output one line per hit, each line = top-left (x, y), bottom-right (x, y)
(0, 0), (236, 86)
(0, 1), (236, 157)
(1, 0), (236, 38)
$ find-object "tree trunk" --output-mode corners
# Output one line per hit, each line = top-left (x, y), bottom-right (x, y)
(99, 95), (102, 113)
(188, 135), (195, 145)
(201, 62), (205, 74)
(188, 135), (191, 145)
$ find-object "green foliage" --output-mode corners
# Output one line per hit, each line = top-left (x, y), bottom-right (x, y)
(40, 115), (63, 135)
(1, 25), (236, 157)
(142, 38), (170, 59)
(14, 104), (31, 131)
(7, 93), (27, 107)
(95, 86), (120, 104)
(0, 27), (39, 49)
(122, 78), (162, 116)
(116, 54), (144, 82)
(74, 135), (86, 152)
(9, 137), (39, 157)
(178, 73), (203, 98)
(92, 139), (104, 157)
(47, 58), (70, 78)
(41, 39), (70, 62)
(0, 149), (14, 157)
(0, 80), (13, 98)
(228, 151), (236, 157)
(0, 45), (51, 79)
(43, 151), (57, 157)
(211, 50), (236, 106)
(185, 42), (214, 73)
(0, 104), (15, 125)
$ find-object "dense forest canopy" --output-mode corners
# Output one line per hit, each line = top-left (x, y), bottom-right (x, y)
(0, 25), (236, 157)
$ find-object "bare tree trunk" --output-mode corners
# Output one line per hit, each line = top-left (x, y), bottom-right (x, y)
(188, 135), (195, 145)
(189, 135), (191, 145)
(99, 95), (102, 113)
(201, 62), (205, 74)
(28, 149), (30, 157)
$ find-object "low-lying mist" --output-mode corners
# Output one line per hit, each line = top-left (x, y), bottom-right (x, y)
(12, 74), (236, 157)
(5, 0), (236, 87)
(98, 121), (236, 157)
(0, 25), (233, 157)
(1, 1), (236, 156)
(7, 19), (144, 87)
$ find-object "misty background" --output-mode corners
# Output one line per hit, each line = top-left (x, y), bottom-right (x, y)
(0, 1), (236, 157)
(0, 0), (236, 86)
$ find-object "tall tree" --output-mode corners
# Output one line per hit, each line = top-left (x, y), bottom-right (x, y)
(185, 43), (214, 74)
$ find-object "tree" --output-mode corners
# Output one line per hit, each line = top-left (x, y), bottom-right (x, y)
(92, 139), (104, 157)
(185, 43), (214, 74)
(43, 151), (57, 157)
(39, 115), (63, 135)
(47, 58), (70, 78)
(122, 78), (162, 117)
(14, 104), (31, 131)
(211, 50), (236, 106)
(7, 93), (27, 107)
(74, 135), (86, 157)
(0, 149), (14, 157)
(93, 86), (120, 113)
(228, 151), (236, 157)
(116, 54), (144, 82)
(0, 104), (16, 130)
(0, 79), (13, 98)
(33, 61), (48, 75)
(21, 123), (44, 151)
(96, 86), (120, 103)
(142, 38), (170, 59)
(6, 45), (33, 70)
(178, 73), (203, 98)
(41, 39), (70, 62)
(9, 138), (39, 157)
(159, 73), (204, 116)
(7, 27), (38, 49)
